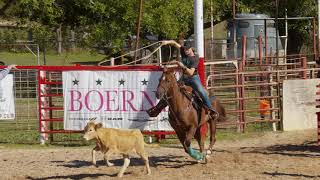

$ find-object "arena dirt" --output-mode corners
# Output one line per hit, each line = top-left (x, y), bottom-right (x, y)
(1, 130), (319, 180)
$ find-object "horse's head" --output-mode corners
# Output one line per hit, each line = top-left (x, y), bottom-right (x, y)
(156, 67), (177, 99)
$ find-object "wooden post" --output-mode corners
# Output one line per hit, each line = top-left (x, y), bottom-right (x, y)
(258, 35), (263, 65)
(56, 24), (62, 54)
(301, 57), (307, 79)
(70, 30), (76, 52)
(134, 0), (143, 64)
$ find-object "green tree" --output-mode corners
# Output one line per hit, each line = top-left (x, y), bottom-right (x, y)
(1, 0), (317, 56)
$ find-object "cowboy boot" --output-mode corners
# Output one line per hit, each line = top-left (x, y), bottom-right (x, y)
(146, 99), (168, 117)
(208, 108), (219, 120)
(204, 106), (219, 120)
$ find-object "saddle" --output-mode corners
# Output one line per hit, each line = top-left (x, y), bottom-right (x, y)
(178, 83), (209, 126)
(146, 83), (218, 126)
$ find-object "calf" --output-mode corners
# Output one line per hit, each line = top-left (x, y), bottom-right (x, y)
(83, 120), (151, 177)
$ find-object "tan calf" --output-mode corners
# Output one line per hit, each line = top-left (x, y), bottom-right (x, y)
(83, 120), (151, 177)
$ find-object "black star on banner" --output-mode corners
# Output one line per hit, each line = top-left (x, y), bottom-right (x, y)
(141, 78), (148, 85)
(72, 79), (79, 85)
(119, 79), (125, 86)
(96, 79), (102, 85)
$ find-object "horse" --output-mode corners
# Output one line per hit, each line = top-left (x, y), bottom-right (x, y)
(155, 67), (226, 161)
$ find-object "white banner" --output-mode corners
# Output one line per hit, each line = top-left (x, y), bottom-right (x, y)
(0, 74), (15, 120)
(63, 70), (172, 131)
(283, 79), (318, 131)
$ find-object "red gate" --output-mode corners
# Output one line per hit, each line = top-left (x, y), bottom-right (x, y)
(33, 65), (175, 143)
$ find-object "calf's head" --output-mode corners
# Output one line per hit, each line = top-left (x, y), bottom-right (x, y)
(83, 119), (103, 141)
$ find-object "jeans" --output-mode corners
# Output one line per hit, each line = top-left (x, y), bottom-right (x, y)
(181, 75), (212, 109)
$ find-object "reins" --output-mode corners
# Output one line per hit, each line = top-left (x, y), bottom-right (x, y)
(159, 72), (196, 125)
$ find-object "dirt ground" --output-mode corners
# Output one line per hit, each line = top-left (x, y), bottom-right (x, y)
(1, 130), (320, 180)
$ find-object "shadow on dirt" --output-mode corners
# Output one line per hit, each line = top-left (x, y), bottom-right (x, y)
(150, 155), (198, 168)
(26, 173), (118, 180)
(263, 171), (320, 179)
(52, 155), (198, 169)
(241, 141), (320, 158)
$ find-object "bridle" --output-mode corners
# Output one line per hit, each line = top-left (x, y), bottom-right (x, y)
(157, 73), (174, 101)
(157, 72), (194, 125)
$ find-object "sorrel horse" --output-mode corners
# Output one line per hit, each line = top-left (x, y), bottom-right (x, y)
(155, 68), (226, 161)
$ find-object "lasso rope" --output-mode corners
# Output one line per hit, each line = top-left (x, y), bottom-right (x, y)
(98, 41), (165, 66)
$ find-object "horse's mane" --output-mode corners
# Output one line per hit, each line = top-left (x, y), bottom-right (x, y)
(163, 67), (177, 77)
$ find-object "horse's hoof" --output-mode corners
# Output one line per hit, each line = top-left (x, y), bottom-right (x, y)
(203, 156), (208, 164)
(107, 162), (114, 167)
(206, 149), (212, 155)
(197, 156), (208, 164)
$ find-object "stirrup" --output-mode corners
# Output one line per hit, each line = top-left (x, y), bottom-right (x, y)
(209, 109), (219, 120)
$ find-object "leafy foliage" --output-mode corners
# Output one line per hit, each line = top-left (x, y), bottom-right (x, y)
(0, 0), (318, 55)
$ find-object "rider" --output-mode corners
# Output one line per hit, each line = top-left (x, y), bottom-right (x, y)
(0, 63), (17, 80)
(147, 40), (218, 119)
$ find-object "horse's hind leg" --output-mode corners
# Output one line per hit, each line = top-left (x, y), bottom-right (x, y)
(194, 128), (205, 153)
(207, 118), (217, 155)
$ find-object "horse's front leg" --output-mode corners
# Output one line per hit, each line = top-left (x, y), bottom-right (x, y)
(168, 114), (188, 153)
(184, 126), (203, 161)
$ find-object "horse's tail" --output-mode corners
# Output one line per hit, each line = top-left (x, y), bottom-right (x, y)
(212, 99), (227, 122)
(217, 114), (227, 122)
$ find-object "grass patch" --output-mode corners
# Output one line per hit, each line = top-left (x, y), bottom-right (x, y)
(0, 128), (39, 144)
(0, 51), (105, 66)
(216, 128), (266, 142)
(158, 124), (273, 146)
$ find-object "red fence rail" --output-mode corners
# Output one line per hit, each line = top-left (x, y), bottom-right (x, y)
(316, 84), (320, 145)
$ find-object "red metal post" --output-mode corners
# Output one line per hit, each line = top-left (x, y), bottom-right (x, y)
(317, 112), (320, 145)
(313, 18), (317, 61)
(316, 84), (320, 145)
(198, 33), (208, 138)
(237, 35), (247, 132)
(38, 70), (49, 144)
(198, 57), (208, 138)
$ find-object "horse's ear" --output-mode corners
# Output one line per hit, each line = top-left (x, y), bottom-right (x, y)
(167, 68), (175, 73)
